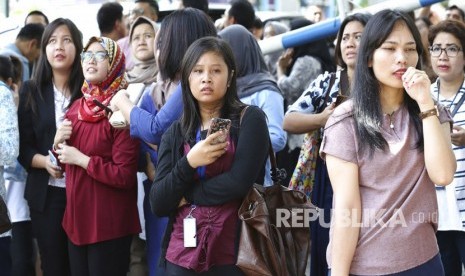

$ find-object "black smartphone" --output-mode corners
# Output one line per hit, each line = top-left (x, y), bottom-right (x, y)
(335, 94), (348, 107)
(92, 99), (113, 116)
(207, 118), (231, 144)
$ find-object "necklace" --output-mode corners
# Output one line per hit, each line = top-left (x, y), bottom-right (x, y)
(386, 111), (395, 129)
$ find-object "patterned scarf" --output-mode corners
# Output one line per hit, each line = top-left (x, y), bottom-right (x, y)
(78, 36), (128, 122)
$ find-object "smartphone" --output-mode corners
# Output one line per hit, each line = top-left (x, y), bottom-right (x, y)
(92, 99), (113, 116)
(48, 150), (61, 169)
(207, 118), (231, 144)
(335, 94), (348, 107)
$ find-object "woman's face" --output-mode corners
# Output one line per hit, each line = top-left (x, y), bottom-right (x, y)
(45, 25), (76, 73)
(371, 21), (419, 92)
(189, 51), (229, 107)
(340, 21), (364, 69)
(81, 42), (109, 84)
(430, 32), (465, 83)
(131, 23), (155, 62)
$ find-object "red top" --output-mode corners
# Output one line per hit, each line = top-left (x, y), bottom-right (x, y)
(62, 101), (141, 245)
(165, 136), (240, 273)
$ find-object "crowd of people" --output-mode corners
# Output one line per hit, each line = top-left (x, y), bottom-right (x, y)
(0, 0), (465, 275)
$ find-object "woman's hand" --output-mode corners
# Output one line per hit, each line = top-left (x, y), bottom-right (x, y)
(186, 131), (229, 168)
(109, 89), (130, 112)
(402, 67), (434, 109)
(45, 154), (64, 179)
(56, 143), (90, 169)
(54, 119), (72, 149)
(277, 48), (294, 71)
(451, 125), (465, 146)
(145, 152), (156, 182)
(320, 103), (336, 127)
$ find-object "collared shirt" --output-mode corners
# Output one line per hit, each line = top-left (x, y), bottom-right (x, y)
(0, 43), (30, 82)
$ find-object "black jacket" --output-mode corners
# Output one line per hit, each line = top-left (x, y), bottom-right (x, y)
(18, 81), (59, 212)
(150, 105), (269, 265)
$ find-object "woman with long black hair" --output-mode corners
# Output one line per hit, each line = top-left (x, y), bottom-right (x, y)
(18, 18), (84, 276)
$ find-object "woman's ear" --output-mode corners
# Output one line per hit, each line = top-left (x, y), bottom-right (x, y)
(6, 77), (13, 88)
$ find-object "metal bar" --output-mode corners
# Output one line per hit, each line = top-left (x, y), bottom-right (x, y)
(259, 0), (446, 55)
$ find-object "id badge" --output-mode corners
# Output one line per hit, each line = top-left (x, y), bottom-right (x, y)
(183, 217), (197, 247)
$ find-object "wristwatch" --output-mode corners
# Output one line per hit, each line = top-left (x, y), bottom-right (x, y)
(419, 106), (438, 120)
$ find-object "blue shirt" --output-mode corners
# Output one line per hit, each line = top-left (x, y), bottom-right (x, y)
(0, 43), (30, 82)
(240, 89), (286, 185)
(130, 83), (183, 146)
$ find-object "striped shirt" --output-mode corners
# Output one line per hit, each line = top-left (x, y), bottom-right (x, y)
(431, 76), (465, 230)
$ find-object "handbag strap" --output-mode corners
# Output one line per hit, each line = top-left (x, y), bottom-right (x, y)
(240, 106), (286, 184)
(452, 91), (465, 117)
(316, 72), (337, 114)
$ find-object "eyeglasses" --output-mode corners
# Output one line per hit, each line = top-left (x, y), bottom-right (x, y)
(80, 51), (108, 63)
(429, 45), (463, 57)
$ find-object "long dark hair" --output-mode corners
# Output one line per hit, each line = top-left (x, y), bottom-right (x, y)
(334, 13), (372, 69)
(157, 8), (217, 82)
(287, 18), (335, 74)
(353, 10), (424, 154)
(29, 18), (84, 113)
(180, 37), (246, 142)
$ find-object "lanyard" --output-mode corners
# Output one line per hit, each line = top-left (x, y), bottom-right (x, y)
(436, 78), (465, 117)
(195, 128), (206, 180)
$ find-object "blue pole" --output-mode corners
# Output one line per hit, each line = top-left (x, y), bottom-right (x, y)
(259, 0), (446, 55)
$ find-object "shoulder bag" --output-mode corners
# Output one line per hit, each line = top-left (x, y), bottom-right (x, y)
(237, 107), (316, 275)
(109, 83), (146, 129)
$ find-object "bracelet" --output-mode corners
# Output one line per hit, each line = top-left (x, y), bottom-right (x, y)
(419, 106), (438, 120)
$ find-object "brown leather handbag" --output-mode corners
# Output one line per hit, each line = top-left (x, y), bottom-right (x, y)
(0, 196), (12, 234)
(237, 140), (315, 276)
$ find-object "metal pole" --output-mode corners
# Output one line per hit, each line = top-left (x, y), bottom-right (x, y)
(259, 0), (446, 55)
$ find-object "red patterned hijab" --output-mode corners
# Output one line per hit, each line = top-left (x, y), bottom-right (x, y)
(78, 36), (128, 122)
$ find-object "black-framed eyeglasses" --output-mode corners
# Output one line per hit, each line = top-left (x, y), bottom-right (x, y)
(80, 51), (108, 63)
(429, 45), (463, 57)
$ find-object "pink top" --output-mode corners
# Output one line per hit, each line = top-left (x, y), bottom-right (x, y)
(62, 101), (141, 245)
(320, 101), (452, 275)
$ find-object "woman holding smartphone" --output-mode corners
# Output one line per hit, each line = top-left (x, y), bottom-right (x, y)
(18, 18), (84, 276)
(53, 36), (140, 275)
(150, 37), (269, 275)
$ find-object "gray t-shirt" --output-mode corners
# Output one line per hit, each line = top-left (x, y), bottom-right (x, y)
(321, 100), (452, 275)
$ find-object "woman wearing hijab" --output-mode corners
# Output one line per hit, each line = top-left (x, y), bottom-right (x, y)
(219, 24), (286, 186)
(125, 15), (159, 276)
(53, 37), (140, 276)
(263, 21), (289, 80)
(127, 16), (158, 85)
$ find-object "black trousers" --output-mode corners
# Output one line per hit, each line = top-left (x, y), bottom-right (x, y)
(68, 235), (132, 276)
(436, 230), (465, 276)
(30, 186), (70, 276)
(10, 221), (35, 276)
(0, 236), (12, 276)
(165, 261), (244, 276)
